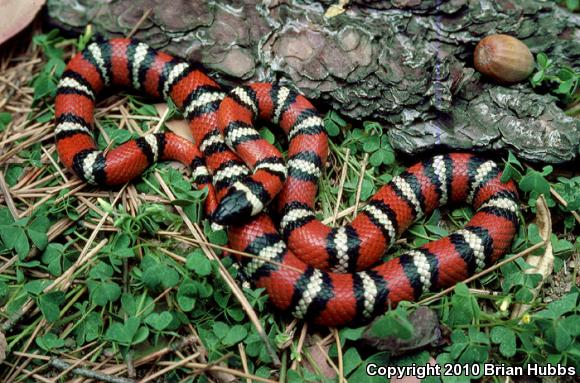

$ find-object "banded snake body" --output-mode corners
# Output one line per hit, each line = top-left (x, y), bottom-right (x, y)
(55, 39), (520, 326)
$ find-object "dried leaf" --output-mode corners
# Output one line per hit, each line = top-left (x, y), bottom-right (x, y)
(154, 103), (193, 143)
(511, 194), (553, 319)
(211, 369), (237, 383)
(325, 0), (349, 18)
(361, 307), (444, 356)
(0, 0), (46, 46)
(306, 337), (336, 378)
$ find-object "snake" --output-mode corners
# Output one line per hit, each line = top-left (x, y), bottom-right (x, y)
(55, 38), (520, 326)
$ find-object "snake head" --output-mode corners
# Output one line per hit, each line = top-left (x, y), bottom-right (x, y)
(211, 182), (265, 225)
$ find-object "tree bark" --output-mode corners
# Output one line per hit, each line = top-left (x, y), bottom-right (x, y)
(46, 0), (580, 163)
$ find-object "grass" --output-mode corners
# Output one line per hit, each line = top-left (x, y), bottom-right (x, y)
(0, 28), (578, 382)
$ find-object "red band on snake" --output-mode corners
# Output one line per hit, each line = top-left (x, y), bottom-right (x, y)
(55, 39), (520, 326)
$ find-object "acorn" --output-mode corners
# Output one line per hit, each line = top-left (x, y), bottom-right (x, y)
(474, 34), (535, 84)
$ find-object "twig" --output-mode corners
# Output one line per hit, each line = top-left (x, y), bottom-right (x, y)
(333, 329), (345, 383)
(151, 105), (170, 134)
(523, 162), (580, 225)
(238, 343), (252, 383)
(0, 239), (107, 333)
(278, 319), (298, 350)
(47, 238), (109, 292)
(550, 186), (580, 225)
(49, 359), (136, 383)
(19, 180), (85, 217)
(314, 342), (340, 376)
(1, 362), (51, 383)
(4, 354), (38, 383)
(0, 205), (88, 275)
(156, 231), (302, 273)
(12, 171), (59, 191)
(7, 358), (51, 382)
(0, 170), (19, 218)
(97, 335), (201, 376)
(322, 202), (367, 225)
(157, 361), (279, 383)
(49, 344), (104, 382)
(139, 353), (200, 383)
(332, 148), (350, 226)
(352, 152), (368, 218)
(40, 145), (68, 182)
(0, 126), (52, 163)
(419, 240), (549, 305)
(153, 172), (280, 366)
(290, 323), (308, 370)
(127, 9), (153, 39)
(279, 351), (288, 383)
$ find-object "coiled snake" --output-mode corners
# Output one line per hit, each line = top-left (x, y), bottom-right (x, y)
(55, 39), (519, 326)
